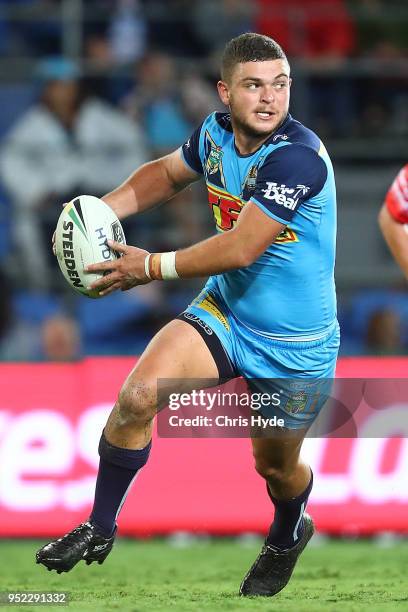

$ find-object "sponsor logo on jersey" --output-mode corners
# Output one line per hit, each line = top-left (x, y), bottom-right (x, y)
(261, 183), (310, 210)
(207, 183), (244, 232)
(207, 183), (299, 243)
(190, 289), (230, 331)
(196, 292), (230, 331)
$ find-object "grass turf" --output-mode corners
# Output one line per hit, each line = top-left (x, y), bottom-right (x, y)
(1, 538), (407, 611)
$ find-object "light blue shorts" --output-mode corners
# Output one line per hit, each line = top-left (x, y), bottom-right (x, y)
(181, 277), (340, 429)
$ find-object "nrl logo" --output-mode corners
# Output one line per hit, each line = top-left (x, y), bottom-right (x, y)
(286, 392), (307, 414)
(206, 142), (224, 175)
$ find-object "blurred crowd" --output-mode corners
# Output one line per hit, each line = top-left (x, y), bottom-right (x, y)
(0, 0), (407, 360)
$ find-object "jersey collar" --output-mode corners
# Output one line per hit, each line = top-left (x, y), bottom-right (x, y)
(233, 113), (292, 158)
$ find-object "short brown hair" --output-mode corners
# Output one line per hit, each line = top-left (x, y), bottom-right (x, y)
(221, 33), (288, 83)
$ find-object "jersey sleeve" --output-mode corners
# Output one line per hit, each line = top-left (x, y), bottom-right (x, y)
(385, 165), (408, 224)
(251, 144), (328, 223)
(181, 122), (204, 175)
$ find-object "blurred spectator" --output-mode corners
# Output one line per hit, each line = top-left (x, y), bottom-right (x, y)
(41, 314), (81, 361)
(365, 308), (404, 355)
(350, 0), (407, 138)
(121, 53), (215, 251)
(108, 0), (147, 65)
(256, 0), (355, 60)
(356, 69), (407, 139)
(351, 0), (407, 56)
(141, 0), (203, 57)
(192, 0), (255, 56)
(84, 33), (128, 104)
(122, 52), (193, 156)
(180, 70), (220, 127)
(0, 0), (63, 56)
(0, 57), (149, 291)
(84, 1), (147, 105)
(84, 30), (116, 101)
(0, 275), (81, 361)
(256, 0), (357, 136)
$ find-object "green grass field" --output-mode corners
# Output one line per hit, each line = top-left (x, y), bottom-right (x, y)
(1, 538), (407, 611)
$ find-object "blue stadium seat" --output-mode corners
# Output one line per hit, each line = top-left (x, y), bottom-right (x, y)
(0, 183), (11, 258)
(12, 291), (62, 324)
(77, 291), (152, 355)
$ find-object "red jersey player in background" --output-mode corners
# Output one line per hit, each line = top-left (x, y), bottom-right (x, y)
(378, 165), (408, 275)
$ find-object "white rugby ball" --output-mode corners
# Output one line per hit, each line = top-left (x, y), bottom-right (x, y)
(55, 195), (126, 298)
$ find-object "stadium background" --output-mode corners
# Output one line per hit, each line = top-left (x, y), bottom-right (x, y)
(0, 0), (407, 596)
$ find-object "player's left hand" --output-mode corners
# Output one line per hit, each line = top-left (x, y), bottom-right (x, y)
(85, 240), (151, 296)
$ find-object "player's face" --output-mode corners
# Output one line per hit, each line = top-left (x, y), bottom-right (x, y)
(218, 59), (291, 144)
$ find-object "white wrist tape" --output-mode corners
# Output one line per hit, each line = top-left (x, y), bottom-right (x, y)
(160, 251), (179, 280)
(144, 254), (152, 279)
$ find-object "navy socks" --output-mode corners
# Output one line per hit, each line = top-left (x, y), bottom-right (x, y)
(90, 432), (312, 545)
(90, 432), (151, 537)
(266, 470), (313, 550)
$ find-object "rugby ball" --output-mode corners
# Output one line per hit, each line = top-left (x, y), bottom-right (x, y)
(55, 195), (126, 298)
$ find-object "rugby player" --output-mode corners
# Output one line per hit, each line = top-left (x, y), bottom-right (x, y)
(378, 165), (408, 276)
(36, 33), (340, 597)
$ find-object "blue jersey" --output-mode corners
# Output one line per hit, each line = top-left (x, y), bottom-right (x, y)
(181, 112), (337, 339)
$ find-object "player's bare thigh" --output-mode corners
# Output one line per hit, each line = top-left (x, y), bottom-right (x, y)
(105, 319), (219, 447)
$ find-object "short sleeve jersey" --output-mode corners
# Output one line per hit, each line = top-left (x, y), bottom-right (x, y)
(181, 112), (337, 338)
(385, 165), (408, 224)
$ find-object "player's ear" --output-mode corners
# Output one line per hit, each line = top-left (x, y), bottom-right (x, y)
(217, 80), (230, 106)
